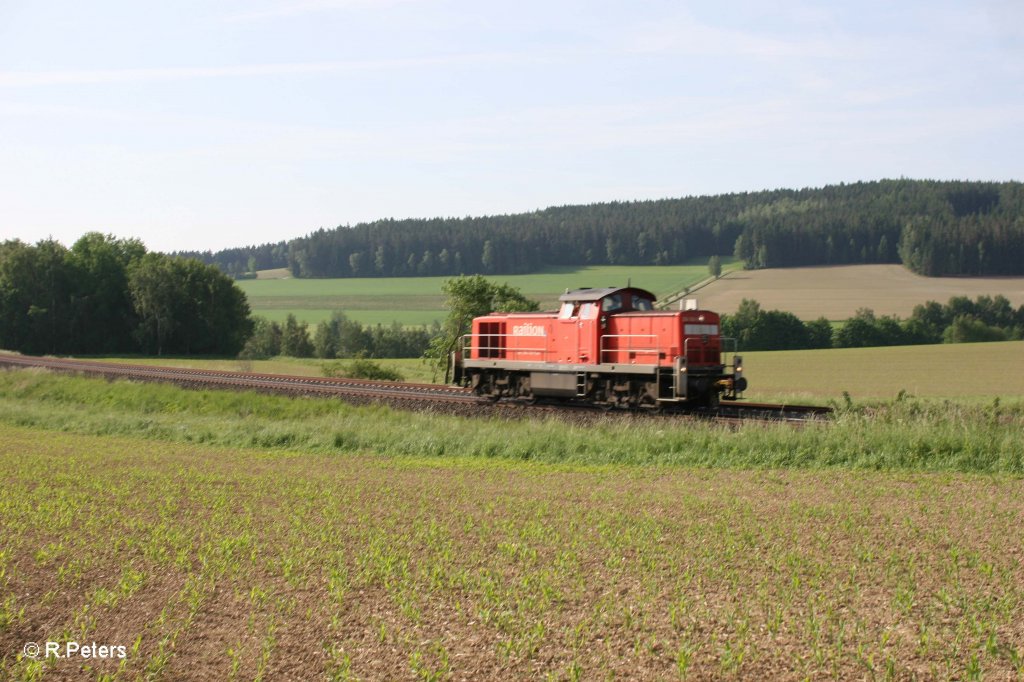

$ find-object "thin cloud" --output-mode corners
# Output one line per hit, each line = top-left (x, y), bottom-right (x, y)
(221, 0), (425, 23)
(0, 52), (521, 88)
(624, 14), (860, 61)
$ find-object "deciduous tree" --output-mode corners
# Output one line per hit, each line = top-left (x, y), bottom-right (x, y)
(425, 275), (539, 381)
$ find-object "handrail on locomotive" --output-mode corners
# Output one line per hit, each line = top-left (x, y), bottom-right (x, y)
(455, 332), (742, 373)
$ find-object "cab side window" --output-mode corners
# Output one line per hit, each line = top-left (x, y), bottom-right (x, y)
(631, 295), (653, 311)
(603, 294), (622, 313)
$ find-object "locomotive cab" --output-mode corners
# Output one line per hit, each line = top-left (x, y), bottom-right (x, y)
(554, 286), (656, 366)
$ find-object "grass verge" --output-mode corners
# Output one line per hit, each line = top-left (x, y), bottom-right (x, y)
(0, 370), (1021, 474)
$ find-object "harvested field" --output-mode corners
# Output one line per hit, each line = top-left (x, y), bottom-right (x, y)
(255, 268), (290, 280)
(1, 424), (1023, 680)
(696, 265), (1024, 319)
(743, 340), (1024, 401)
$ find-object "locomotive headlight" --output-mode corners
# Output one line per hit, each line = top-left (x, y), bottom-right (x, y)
(734, 356), (743, 375)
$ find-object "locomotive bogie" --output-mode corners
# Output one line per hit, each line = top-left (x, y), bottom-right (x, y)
(460, 364), (736, 408)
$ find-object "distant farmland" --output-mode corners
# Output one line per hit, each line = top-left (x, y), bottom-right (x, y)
(236, 263), (729, 327)
(696, 264), (1024, 319)
(742, 340), (1024, 401)
(239, 263), (1024, 326)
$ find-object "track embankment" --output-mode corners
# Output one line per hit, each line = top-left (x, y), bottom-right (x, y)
(0, 354), (830, 423)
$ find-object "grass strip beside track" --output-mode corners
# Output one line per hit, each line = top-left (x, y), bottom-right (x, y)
(0, 371), (1021, 474)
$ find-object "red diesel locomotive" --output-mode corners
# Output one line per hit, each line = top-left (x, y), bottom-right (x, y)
(452, 286), (746, 408)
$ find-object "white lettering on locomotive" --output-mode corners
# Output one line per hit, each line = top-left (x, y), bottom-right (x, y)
(512, 323), (547, 337)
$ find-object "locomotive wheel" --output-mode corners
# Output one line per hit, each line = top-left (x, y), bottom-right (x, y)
(640, 381), (659, 407)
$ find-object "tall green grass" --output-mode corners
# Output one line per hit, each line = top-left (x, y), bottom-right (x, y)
(1, 370), (1021, 473)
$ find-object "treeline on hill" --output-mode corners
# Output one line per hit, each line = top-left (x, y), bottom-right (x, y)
(0, 234), (252, 356)
(177, 180), (1024, 278)
(176, 241), (289, 279)
(724, 296), (1024, 351)
(240, 312), (437, 360)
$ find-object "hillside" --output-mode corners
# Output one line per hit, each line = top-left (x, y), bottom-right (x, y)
(176, 179), (1024, 279)
(695, 265), (1024, 320)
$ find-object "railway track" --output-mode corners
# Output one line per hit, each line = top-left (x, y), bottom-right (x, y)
(0, 354), (831, 423)
(0, 354), (478, 407)
(715, 401), (833, 422)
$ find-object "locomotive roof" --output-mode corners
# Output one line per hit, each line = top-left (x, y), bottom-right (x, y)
(558, 286), (657, 303)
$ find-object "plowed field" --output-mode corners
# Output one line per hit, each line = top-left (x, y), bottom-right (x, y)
(696, 265), (1024, 319)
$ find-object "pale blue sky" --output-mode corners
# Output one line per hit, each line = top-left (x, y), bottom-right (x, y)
(1, 0), (1021, 253)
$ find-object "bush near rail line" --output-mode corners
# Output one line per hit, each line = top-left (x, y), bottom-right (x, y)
(322, 357), (405, 382)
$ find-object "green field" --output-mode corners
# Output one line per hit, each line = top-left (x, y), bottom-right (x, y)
(1, 372), (1023, 679)
(246, 308), (445, 327)
(236, 263), (735, 327)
